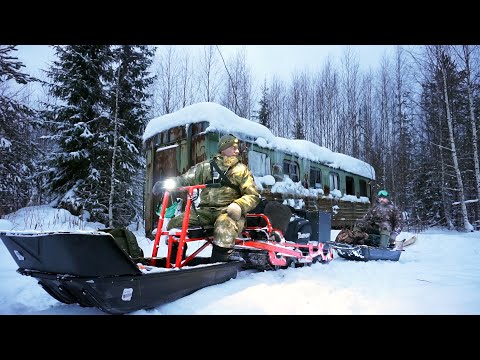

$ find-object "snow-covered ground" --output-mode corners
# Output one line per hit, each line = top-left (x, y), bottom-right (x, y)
(1, 205), (479, 315)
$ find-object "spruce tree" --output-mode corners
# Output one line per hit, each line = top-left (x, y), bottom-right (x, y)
(43, 45), (114, 221)
(294, 117), (305, 139)
(0, 45), (37, 215)
(43, 45), (155, 227)
(257, 79), (271, 128)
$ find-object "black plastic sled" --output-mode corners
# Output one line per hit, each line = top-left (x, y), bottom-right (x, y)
(328, 242), (402, 262)
(0, 231), (242, 315)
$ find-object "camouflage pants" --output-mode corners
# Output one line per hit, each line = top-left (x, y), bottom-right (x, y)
(166, 206), (245, 248)
(365, 229), (391, 247)
(355, 224), (391, 247)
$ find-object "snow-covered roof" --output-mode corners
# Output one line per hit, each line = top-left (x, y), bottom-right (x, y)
(143, 102), (375, 180)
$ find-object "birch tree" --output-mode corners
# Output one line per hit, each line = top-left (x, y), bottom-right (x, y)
(219, 46), (254, 119)
(339, 47), (361, 157)
(391, 45), (416, 210)
(427, 45), (473, 231)
(198, 45), (222, 103)
(108, 66), (121, 228)
(454, 45), (480, 221)
(289, 70), (310, 140)
(372, 54), (393, 188)
(269, 75), (289, 138)
(107, 45), (155, 227)
(315, 58), (339, 150)
(178, 49), (197, 107)
(152, 46), (182, 115)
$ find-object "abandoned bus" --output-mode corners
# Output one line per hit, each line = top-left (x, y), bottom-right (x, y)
(142, 102), (376, 238)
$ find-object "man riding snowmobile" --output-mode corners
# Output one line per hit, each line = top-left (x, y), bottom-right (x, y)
(152, 134), (261, 263)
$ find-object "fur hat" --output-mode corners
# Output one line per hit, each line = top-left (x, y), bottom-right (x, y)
(218, 134), (239, 152)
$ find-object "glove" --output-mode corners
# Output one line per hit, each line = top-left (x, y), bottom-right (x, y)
(226, 202), (242, 221)
(390, 231), (399, 242)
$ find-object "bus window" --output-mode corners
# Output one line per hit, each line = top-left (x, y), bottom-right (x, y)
(248, 150), (271, 177)
(329, 172), (340, 191)
(309, 168), (322, 189)
(272, 163), (283, 181)
(346, 176), (355, 195)
(359, 179), (367, 197)
(190, 121), (209, 136)
(283, 160), (299, 182)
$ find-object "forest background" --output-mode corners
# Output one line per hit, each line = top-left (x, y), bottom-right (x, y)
(0, 45), (478, 233)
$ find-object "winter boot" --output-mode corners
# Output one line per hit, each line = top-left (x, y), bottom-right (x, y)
(379, 230), (390, 249)
(388, 238), (396, 249)
(210, 244), (244, 263)
(169, 243), (188, 264)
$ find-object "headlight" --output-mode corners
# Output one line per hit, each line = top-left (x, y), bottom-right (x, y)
(164, 178), (176, 190)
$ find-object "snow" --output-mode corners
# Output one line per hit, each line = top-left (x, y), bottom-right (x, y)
(1, 205), (479, 315)
(143, 102), (375, 180)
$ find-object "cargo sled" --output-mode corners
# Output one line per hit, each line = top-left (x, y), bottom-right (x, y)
(328, 242), (402, 261)
(0, 183), (333, 315)
(328, 236), (416, 262)
(0, 230), (241, 315)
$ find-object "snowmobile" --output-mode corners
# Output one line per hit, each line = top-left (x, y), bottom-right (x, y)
(152, 183), (333, 271)
(0, 183), (333, 315)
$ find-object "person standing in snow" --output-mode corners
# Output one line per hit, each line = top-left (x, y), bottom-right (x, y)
(152, 134), (260, 263)
(354, 189), (403, 248)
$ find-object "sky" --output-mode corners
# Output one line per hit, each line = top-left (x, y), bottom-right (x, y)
(173, 45), (397, 82)
(1, 204), (479, 315)
(14, 45), (397, 83)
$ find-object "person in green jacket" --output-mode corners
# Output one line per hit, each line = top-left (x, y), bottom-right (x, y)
(152, 134), (261, 262)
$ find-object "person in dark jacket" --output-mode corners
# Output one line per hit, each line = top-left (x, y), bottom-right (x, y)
(354, 189), (403, 248)
(152, 134), (260, 262)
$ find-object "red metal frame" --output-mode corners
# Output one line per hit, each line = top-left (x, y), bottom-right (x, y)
(150, 184), (334, 269)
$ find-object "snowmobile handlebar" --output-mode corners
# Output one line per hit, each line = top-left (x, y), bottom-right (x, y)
(169, 182), (221, 192)
(162, 179), (221, 192)
(184, 183), (221, 189)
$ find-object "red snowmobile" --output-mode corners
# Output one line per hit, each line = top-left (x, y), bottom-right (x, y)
(151, 183), (334, 271)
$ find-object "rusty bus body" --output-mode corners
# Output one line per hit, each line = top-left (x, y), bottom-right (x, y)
(143, 103), (375, 238)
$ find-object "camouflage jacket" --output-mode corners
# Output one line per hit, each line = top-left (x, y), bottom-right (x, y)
(358, 199), (403, 234)
(176, 154), (260, 214)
